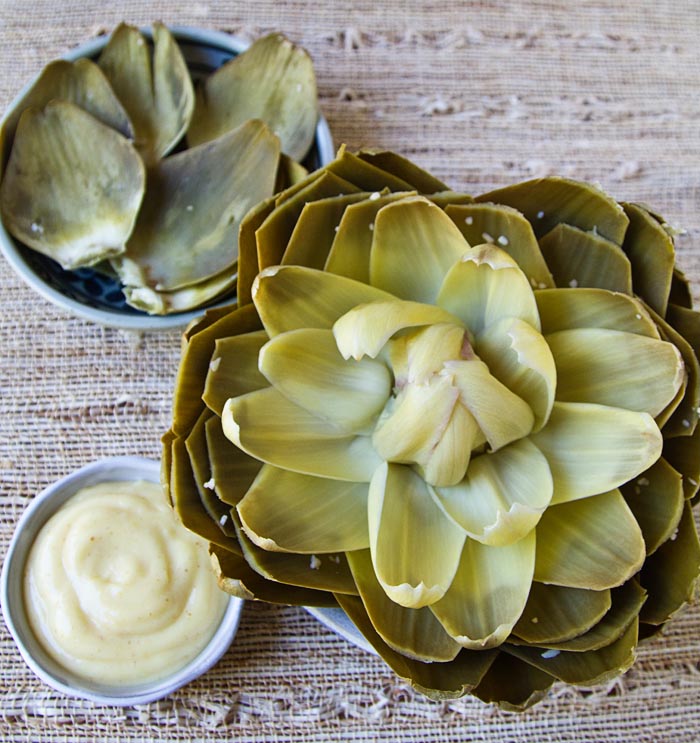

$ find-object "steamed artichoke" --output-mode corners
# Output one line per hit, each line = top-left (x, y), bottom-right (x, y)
(165, 147), (700, 709)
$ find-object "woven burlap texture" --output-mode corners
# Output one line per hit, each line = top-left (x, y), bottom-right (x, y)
(1, 1), (699, 741)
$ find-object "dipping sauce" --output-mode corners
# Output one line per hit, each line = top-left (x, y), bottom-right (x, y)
(23, 480), (228, 686)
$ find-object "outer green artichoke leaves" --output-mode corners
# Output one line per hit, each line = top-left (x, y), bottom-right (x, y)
(98, 22), (194, 164)
(166, 147), (700, 710)
(0, 101), (145, 269)
(187, 32), (318, 162)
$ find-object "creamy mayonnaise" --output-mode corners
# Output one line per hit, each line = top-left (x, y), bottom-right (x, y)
(24, 480), (229, 686)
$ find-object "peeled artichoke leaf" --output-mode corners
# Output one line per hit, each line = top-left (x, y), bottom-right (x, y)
(204, 415), (262, 507)
(536, 580), (646, 653)
(222, 387), (382, 482)
(170, 435), (241, 551)
(123, 267), (237, 315)
(256, 171), (361, 273)
(0, 57), (133, 175)
(445, 202), (554, 289)
(471, 652), (554, 712)
(368, 463), (466, 608)
(538, 222), (632, 293)
(356, 149), (450, 193)
(0, 101), (145, 270)
(253, 265), (394, 337)
(477, 176), (629, 245)
(237, 196), (276, 307)
(238, 465), (369, 553)
(327, 146), (414, 192)
(336, 593), (497, 700)
(534, 489), (646, 590)
(172, 302), (262, 436)
(98, 22), (194, 164)
(203, 331), (270, 416)
(259, 328), (392, 433)
(433, 439), (553, 546)
(431, 531), (536, 649)
(512, 583), (612, 645)
(369, 196), (471, 304)
(230, 509), (358, 596)
(475, 317), (556, 431)
(115, 118), (280, 292)
(532, 402), (663, 504)
(325, 191), (417, 283)
(282, 192), (370, 270)
(347, 549), (461, 662)
(622, 202), (675, 316)
(447, 359), (535, 451)
(639, 503), (700, 625)
(437, 245), (541, 335)
(188, 32), (318, 161)
(536, 287), (659, 338)
(210, 544), (338, 606)
(185, 408), (235, 535)
(547, 328), (684, 417)
(504, 618), (639, 685)
(620, 458), (684, 555)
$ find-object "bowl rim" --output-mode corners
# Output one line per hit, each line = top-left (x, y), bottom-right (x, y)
(0, 25), (335, 331)
(0, 455), (244, 706)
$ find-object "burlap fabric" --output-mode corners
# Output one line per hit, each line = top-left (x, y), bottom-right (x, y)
(1, 1), (699, 740)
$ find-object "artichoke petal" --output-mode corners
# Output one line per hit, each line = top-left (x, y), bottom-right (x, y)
(472, 652), (554, 712)
(532, 402), (663, 504)
(327, 146), (414, 192)
(534, 489), (646, 590)
(238, 465), (369, 553)
(431, 531), (536, 649)
(368, 463), (466, 608)
(356, 149), (450, 193)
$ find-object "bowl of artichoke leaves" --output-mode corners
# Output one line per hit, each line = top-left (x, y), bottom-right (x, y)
(0, 24), (333, 329)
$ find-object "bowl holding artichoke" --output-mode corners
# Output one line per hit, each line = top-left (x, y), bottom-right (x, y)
(165, 146), (700, 709)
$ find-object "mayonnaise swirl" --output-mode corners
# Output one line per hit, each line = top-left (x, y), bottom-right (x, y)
(24, 480), (228, 686)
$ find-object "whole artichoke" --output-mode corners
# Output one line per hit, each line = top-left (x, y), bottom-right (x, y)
(165, 147), (700, 709)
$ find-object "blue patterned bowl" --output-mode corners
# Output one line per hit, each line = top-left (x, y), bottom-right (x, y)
(0, 27), (334, 330)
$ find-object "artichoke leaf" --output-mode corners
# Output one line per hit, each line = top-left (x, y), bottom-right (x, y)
(621, 202), (675, 316)
(664, 426), (700, 500)
(477, 176), (629, 245)
(253, 265), (393, 337)
(237, 196), (277, 307)
(347, 549), (461, 662)
(0, 58), (133, 174)
(531, 402), (663, 504)
(368, 463), (467, 608)
(356, 149), (450, 193)
(639, 503), (700, 625)
(203, 331), (270, 416)
(114, 118), (280, 292)
(670, 267), (693, 309)
(259, 328), (392, 433)
(325, 191), (416, 283)
(188, 32), (318, 161)
(327, 146), (414, 192)
(538, 222), (632, 293)
(204, 415), (262, 507)
(536, 287), (659, 338)
(433, 439), (553, 547)
(0, 101), (145, 270)
(336, 593), (497, 700)
(431, 531), (536, 649)
(546, 328), (684, 417)
(475, 317), (556, 430)
(503, 618), (639, 685)
(620, 457), (684, 555)
(275, 152), (309, 192)
(534, 489), (645, 590)
(437, 245), (541, 335)
(445, 202), (554, 289)
(512, 583), (612, 645)
(238, 465), (369, 553)
(210, 544), (338, 606)
(471, 652), (554, 712)
(99, 22), (194, 164)
(222, 387), (382, 482)
(368, 196), (471, 304)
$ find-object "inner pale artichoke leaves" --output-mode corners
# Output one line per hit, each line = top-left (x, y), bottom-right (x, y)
(165, 147), (700, 710)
